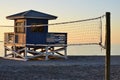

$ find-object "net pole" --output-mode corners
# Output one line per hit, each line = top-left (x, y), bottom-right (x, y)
(105, 12), (111, 80)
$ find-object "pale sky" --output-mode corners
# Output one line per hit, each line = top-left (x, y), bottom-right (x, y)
(0, 0), (120, 44)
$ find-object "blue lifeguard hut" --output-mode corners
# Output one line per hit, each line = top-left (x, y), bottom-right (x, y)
(4, 10), (67, 60)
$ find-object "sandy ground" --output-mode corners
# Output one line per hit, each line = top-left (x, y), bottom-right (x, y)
(0, 56), (120, 80)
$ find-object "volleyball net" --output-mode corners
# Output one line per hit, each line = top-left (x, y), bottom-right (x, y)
(48, 16), (105, 47)
(0, 14), (106, 48)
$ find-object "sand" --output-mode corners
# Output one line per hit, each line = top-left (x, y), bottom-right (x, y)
(0, 56), (120, 80)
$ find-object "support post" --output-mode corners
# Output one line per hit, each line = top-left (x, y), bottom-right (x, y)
(13, 46), (16, 58)
(24, 46), (28, 61)
(45, 46), (49, 60)
(64, 46), (67, 59)
(4, 46), (7, 57)
(105, 12), (111, 80)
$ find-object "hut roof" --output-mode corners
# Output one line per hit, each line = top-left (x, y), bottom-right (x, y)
(6, 10), (57, 20)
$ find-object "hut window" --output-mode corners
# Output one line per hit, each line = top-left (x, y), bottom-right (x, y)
(15, 27), (25, 33)
(31, 26), (44, 32)
(16, 22), (24, 26)
(15, 20), (25, 33)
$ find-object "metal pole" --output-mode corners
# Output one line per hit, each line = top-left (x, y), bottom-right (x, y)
(105, 12), (111, 80)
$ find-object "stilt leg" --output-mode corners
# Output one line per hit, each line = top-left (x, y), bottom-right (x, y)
(45, 46), (49, 60)
(4, 46), (7, 57)
(64, 46), (67, 59)
(24, 47), (28, 61)
(13, 46), (16, 58)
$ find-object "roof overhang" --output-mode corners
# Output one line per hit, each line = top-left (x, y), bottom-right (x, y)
(6, 10), (57, 20)
(6, 16), (57, 20)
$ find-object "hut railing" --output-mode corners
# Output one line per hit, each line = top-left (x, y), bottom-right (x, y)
(4, 32), (26, 44)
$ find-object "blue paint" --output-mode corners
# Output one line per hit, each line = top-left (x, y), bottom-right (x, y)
(26, 19), (48, 44)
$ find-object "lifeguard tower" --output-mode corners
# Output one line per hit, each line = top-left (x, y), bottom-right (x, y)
(4, 10), (67, 60)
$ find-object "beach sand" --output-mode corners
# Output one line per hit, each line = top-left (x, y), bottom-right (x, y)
(0, 56), (120, 80)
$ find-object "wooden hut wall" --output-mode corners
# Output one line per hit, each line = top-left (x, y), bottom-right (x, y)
(26, 19), (48, 44)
